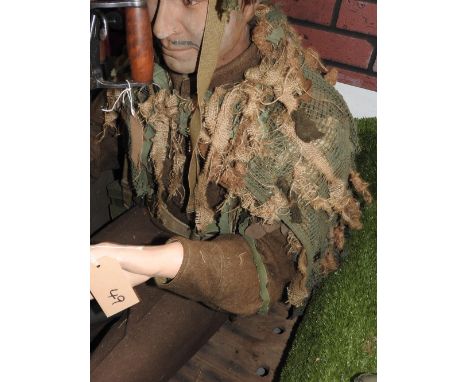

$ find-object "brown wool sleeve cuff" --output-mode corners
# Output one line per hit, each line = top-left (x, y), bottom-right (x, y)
(155, 234), (264, 316)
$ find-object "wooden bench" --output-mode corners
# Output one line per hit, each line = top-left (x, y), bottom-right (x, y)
(170, 302), (299, 381)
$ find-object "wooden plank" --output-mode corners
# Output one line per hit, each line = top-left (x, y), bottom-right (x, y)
(170, 302), (298, 382)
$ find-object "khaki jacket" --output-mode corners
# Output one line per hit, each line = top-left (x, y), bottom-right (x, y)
(91, 44), (295, 316)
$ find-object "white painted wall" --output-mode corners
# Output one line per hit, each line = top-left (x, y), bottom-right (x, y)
(335, 82), (377, 118)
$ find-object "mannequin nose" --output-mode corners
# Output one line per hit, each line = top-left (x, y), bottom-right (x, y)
(153, 0), (175, 40)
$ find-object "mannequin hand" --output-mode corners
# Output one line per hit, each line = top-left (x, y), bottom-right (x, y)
(90, 241), (184, 279)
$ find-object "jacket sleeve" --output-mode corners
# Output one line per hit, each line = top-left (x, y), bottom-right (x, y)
(90, 91), (120, 181)
(155, 228), (295, 316)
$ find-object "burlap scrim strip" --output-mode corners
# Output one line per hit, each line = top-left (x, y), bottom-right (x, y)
(120, 3), (372, 308)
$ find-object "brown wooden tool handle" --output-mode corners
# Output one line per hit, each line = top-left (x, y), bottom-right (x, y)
(125, 6), (154, 84)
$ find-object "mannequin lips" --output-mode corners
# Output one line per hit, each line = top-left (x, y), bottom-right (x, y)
(161, 46), (195, 61)
(162, 46), (193, 53)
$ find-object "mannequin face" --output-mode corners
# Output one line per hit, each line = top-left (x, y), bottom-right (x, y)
(147, 0), (257, 74)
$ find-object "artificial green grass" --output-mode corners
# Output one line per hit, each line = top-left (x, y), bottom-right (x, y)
(355, 118), (377, 199)
(280, 118), (377, 382)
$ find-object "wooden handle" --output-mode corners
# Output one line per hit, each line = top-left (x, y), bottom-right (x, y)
(125, 6), (154, 84)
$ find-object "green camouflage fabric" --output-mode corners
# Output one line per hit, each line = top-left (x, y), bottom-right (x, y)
(105, 4), (371, 311)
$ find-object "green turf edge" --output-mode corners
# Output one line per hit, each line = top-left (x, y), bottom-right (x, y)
(279, 118), (377, 382)
(355, 118), (377, 198)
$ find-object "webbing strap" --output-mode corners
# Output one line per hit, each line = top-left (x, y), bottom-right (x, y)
(196, 1), (226, 109)
(157, 202), (192, 238)
(120, 157), (134, 208)
(187, 0), (227, 212)
(127, 112), (144, 172)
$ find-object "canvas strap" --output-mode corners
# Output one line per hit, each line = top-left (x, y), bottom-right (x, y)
(187, 0), (227, 212)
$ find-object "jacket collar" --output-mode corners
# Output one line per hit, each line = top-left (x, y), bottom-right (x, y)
(168, 43), (261, 98)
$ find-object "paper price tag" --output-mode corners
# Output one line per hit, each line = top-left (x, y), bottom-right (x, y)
(90, 257), (140, 318)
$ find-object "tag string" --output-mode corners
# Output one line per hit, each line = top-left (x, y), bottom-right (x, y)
(102, 80), (136, 116)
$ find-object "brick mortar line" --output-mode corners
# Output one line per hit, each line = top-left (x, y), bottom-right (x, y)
(330, 0), (343, 28)
(323, 59), (377, 77)
(289, 17), (377, 44)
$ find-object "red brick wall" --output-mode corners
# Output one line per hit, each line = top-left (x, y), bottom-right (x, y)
(272, 0), (377, 91)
